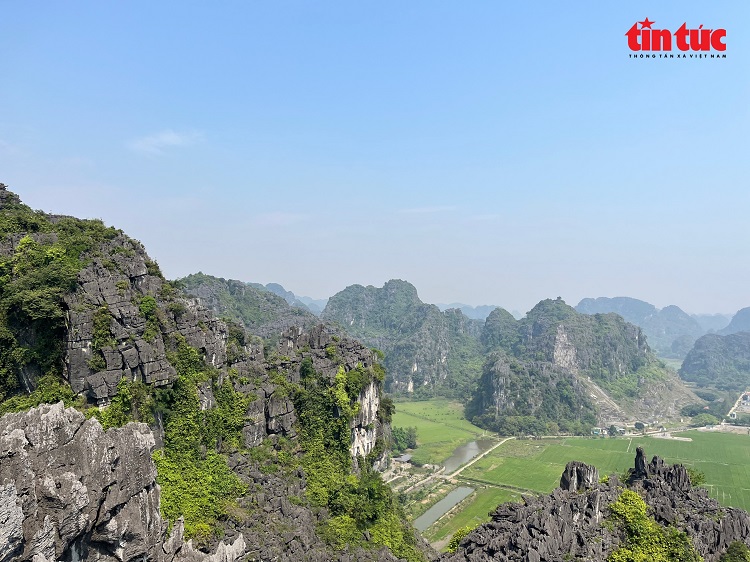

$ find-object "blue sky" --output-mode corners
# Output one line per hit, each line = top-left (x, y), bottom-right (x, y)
(1, 1), (748, 314)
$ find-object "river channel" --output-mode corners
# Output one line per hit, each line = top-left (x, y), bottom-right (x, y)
(412, 438), (498, 532)
(413, 486), (474, 531)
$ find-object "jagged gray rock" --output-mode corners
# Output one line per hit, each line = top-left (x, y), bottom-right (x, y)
(441, 449), (750, 562)
(0, 402), (247, 562)
(559, 460), (599, 492)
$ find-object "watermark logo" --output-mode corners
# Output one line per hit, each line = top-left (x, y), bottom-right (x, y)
(626, 19), (726, 59)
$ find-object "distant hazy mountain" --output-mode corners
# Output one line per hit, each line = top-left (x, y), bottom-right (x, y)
(691, 313), (732, 333)
(680, 332), (750, 391)
(719, 307), (750, 335)
(435, 303), (500, 321)
(250, 282), (327, 316)
(575, 297), (704, 358)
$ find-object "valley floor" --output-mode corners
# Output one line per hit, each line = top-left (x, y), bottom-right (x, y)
(389, 398), (750, 553)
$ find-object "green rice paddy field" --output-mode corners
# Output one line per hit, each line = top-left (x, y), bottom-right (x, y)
(391, 399), (750, 548)
(460, 432), (750, 510)
(391, 400), (485, 465)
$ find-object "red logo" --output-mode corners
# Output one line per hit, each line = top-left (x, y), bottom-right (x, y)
(626, 19), (726, 52)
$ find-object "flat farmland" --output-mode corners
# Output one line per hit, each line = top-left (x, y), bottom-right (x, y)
(423, 487), (521, 545)
(391, 399), (485, 465)
(423, 430), (750, 550)
(460, 431), (750, 511)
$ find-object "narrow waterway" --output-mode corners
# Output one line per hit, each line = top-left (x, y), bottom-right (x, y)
(442, 438), (496, 474)
(413, 486), (474, 531)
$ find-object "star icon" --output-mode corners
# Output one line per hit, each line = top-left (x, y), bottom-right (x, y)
(639, 18), (655, 29)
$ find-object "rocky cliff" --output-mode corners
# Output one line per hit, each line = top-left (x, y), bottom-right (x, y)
(576, 296), (710, 359)
(321, 280), (483, 398)
(469, 298), (697, 431)
(0, 401), (249, 562)
(442, 448), (750, 562)
(0, 185), (428, 562)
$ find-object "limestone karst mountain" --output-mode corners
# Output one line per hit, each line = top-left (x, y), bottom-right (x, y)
(0, 183), (427, 562)
(576, 296), (708, 358)
(467, 298), (697, 432)
(680, 332), (750, 391)
(322, 280), (485, 399)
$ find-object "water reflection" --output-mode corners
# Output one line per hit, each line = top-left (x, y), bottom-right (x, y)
(413, 486), (474, 531)
(443, 438), (495, 474)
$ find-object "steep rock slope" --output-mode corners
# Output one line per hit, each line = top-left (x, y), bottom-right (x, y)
(576, 296), (706, 358)
(0, 401), (245, 562)
(470, 298), (696, 430)
(442, 448), (750, 562)
(176, 272), (318, 338)
(0, 185), (429, 562)
(680, 332), (750, 391)
(322, 280), (483, 398)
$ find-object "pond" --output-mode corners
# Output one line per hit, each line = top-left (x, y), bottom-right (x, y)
(413, 486), (474, 531)
(443, 438), (496, 474)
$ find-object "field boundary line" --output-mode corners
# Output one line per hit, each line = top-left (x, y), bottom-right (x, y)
(447, 437), (514, 479)
(457, 476), (542, 495)
(394, 410), (483, 436)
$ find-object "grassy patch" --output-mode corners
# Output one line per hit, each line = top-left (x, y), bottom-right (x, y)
(392, 399), (484, 465)
(452, 432), (750, 511)
(424, 487), (520, 546)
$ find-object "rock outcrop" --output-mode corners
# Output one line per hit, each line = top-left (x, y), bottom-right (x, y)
(0, 402), (245, 562)
(442, 450), (750, 562)
(0, 186), (412, 562)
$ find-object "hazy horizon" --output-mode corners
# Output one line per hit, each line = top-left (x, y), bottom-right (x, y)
(2, 2), (748, 315)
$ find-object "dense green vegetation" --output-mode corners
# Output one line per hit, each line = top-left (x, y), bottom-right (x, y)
(391, 399), (484, 465)
(291, 358), (424, 561)
(0, 373), (81, 415)
(321, 280), (484, 400)
(151, 335), (251, 542)
(392, 426), (418, 454)
(86, 378), (154, 429)
(680, 332), (750, 391)
(466, 352), (597, 436)
(607, 489), (701, 562)
(721, 542), (750, 562)
(82, 335), (252, 543)
(0, 192), (120, 404)
(446, 524), (476, 553)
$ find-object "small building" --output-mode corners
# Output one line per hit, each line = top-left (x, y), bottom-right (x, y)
(393, 454), (412, 464)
